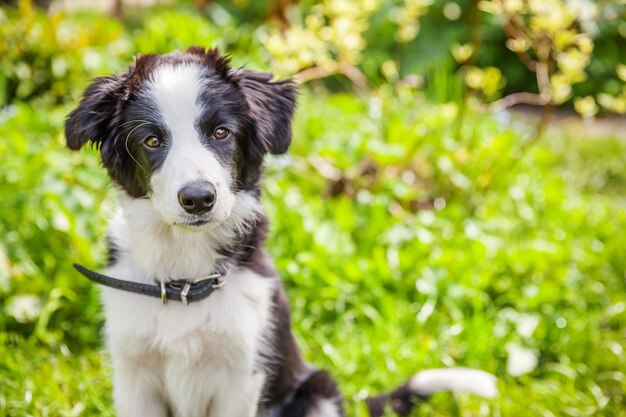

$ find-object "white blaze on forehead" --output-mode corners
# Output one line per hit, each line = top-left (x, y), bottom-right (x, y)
(145, 63), (236, 225)
(148, 63), (205, 133)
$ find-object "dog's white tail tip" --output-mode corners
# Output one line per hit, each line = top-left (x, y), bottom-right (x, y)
(407, 367), (498, 399)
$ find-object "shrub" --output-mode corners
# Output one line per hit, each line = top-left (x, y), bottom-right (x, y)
(0, 0), (129, 107)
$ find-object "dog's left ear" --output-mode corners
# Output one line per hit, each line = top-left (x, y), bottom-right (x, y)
(238, 71), (297, 155)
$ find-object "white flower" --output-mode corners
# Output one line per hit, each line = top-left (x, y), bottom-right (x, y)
(565, 0), (597, 23)
(0, 247), (10, 292)
(516, 313), (540, 338)
(6, 295), (43, 324)
(464, 222), (481, 239)
(506, 342), (538, 376)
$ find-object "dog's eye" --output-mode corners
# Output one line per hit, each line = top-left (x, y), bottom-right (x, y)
(144, 136), (161, 149)
(213, 127), (230, 140)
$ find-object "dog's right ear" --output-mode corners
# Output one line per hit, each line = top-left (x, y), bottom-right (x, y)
(238, 71), (297, 155)
(65, 75), (127, 150)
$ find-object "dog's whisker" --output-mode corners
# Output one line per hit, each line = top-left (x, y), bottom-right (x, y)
(123, 122), (152, 172)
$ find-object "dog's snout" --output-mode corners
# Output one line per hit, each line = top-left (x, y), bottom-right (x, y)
(177, 181), (216, 215)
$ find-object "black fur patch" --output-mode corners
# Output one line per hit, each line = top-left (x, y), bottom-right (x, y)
(105, 235), (120, 267)
(216, 212), (277, 277)
(259, 285), (309, 407)
(279, 370), (344, 417)
(365, 382), (427, 416)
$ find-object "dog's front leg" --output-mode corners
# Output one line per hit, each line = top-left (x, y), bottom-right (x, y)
(206, 372), (265, 417)
(113, 361), (168, 417)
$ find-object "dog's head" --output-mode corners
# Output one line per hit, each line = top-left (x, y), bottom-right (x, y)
(65, 47), (296, 229)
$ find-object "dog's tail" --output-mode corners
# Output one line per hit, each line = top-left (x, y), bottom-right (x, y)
(364, 367), (498, 416)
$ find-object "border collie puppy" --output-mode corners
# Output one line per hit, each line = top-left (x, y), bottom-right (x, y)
(65, 47), (496, 417)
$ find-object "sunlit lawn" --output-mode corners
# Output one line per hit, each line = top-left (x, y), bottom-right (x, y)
(1, 3), (625, 417)
(2, 92), (625, 416)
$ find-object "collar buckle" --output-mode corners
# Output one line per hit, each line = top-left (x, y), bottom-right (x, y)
(212, 274), (225, 289)
(160, 280), (167, 305)
(181, 282), (192, 306)
(170, 273), (224, 306)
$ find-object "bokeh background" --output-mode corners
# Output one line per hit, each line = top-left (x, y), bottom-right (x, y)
(1, 0), (625, 415)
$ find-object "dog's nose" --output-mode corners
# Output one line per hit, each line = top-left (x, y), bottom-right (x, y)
(177, 181), (216, 215)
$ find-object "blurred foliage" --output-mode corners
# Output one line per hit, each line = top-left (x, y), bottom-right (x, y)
(262, 0), (379, 85)
(0, 0), (130, 106)
(261, 0), (626, 115)
(472, 0), (626, 116)
(0, 102), (109, 348)
(1, 1), (626, 416)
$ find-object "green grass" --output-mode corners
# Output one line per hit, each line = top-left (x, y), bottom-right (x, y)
(3, 94), (625, 417)
(1, 5), (626, 417)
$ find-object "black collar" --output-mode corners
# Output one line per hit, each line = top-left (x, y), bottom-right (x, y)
(73, 263), (225, 305)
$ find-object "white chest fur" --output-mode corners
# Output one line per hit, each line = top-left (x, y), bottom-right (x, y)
(101, 204), (275, 417)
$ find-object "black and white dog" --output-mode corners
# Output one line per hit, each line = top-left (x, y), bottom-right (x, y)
(65, 47), (496, 417)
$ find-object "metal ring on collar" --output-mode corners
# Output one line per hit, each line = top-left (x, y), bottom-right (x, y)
(181, 282), (192, 305)
(161, 281), (167, 305)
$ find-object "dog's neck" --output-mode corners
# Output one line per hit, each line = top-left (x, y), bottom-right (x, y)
(108, 191), (264, 283)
